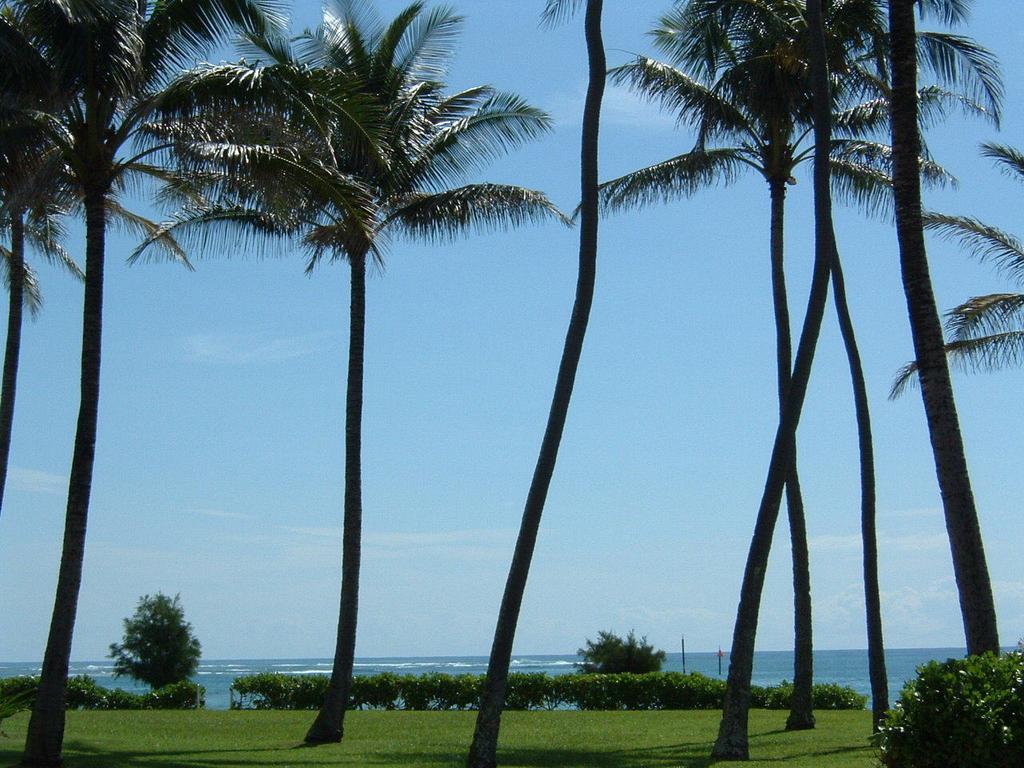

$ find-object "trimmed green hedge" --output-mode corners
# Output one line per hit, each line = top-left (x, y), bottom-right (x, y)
(0, 675), (204, 710)
(229, 671), (866, 711)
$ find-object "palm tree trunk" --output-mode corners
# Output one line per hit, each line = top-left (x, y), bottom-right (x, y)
(887, 0), (999, 655)
(467, 3), (604, 766)
(712, 0), (836, 758)
(0, 210), (26, 520)
(306, 251), (366, 744)
(22, 184), (106, 768)
(828, 251), (889, 729)
(769, 179), (815, 732)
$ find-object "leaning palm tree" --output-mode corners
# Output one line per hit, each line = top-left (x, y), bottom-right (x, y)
(887, 0), (1000, 656)
(892, 144), (1024, 394)
(468, 1), (604, 766)
(0, 1), (286, 764)
(712, 0), (840, 756)
(134, 0), (560, 745)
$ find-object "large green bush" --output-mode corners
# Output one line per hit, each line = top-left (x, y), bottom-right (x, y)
(879, 651), (1024, 768)
(229, 671), (865, 711)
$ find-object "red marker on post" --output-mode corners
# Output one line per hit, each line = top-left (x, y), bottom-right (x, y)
(717, 646), (725, 676)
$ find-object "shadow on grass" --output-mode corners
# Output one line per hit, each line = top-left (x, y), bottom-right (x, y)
(7, 735), (870, 768)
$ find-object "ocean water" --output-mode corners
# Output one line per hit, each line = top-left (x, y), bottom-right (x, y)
(0, 648), (974, 710)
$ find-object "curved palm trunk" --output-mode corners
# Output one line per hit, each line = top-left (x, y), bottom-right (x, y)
(22, 185), (106, 768)
(828, 252), (889, 730)
(0, 210), (26, 520)
(769, 179), (815, 732)
(467, 3), (605, 766)
(306, 252), (366, 744)
(712, 0), (836, 758)
(888, 0), (999, 655)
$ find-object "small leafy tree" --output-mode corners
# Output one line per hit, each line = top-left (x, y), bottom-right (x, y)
(577, 630), (666, 674)
(108, 593), (201, 690)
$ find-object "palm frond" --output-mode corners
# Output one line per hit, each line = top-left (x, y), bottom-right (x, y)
(916, 32), (1002, 125)
(409, 92), (552, 190)
(107, 199), (192, 269)
(980, 143), (1024, 183)
(541, 0), (585, 27)
(128, 203), (301, 265)
(389, 3), (462, 82)
(609, 57), (753, 140)
(0, 244), (44, 317)
(917, 84), (994, 127)
(386, 184), (568, 242)
(916, 0), (972, 26)
(597, 147), (750, 214)
(923, 212), (1024, 280)
(946, 293), (1024, 341)
(891, 329), (1024, 399)
(142, 0), (289, 86)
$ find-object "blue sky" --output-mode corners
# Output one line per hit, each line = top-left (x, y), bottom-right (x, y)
(1, 0), (1023, 662)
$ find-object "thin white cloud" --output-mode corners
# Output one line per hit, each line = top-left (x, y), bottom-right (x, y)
(280, 526), (342, 539)
(879, 506), (942, 521)
(550, 84), (680, 130)
(809, 531), (948, 553)
(273, 526), (516, 565)
(182, 331), (333, 365)
(188, 508), (252, 521)
(9, 468), (65, 494)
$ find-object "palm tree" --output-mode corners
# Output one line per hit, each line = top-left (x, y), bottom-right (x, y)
(601, 0), (899, 731)
(887, 0), (999, 656)
(134, 0), (560, 745)
(468, 2), (604, 766)
(0, 1), (285, 764)
(712, 0), (840, 756)
(892, 145), (1024, 394)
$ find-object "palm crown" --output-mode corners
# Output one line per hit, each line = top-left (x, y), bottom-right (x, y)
(140, 0), (563, 267)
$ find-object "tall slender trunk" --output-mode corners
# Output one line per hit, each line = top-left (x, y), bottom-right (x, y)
(712, 0), (835, 758)
(0, 210), (26, 519)
(467, 3), (604, 766)
(22, 184), (106, 768)
(888, 0), (999, 655)
(769, 179), (815, 732)
(306, 252), (366, 744)
(828, 251), (889, 730)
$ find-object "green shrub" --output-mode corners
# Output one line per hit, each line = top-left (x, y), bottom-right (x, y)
(0, 675), (203, 710)
(351, 672), (401, 710)
(813, 682), (868, 710)
(230, 672), (328, 710)
(66, 676), (111, 709)
(505, 673), (556, 710)
(147, 680), (204, 709)
(879, 651), (1024, 768)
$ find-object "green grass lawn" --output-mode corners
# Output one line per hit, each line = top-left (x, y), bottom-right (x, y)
(1, 710), (878, 767)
